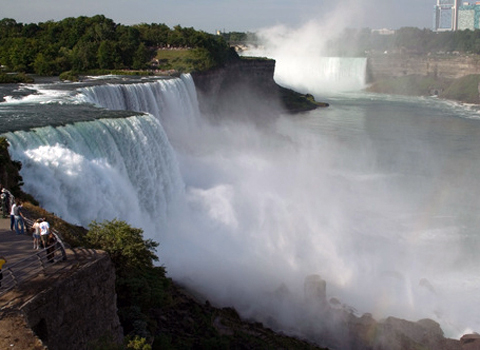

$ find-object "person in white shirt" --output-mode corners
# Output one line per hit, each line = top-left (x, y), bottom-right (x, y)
(9, 201), (16, 232)
(39, 218), (51, 249)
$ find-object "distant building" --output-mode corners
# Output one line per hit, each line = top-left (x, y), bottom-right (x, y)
(458, 4), (475, 30)
(456, 1), (480, 30)
(434, 0), (461, 31)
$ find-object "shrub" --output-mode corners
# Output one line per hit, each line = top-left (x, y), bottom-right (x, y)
(85, 219), (158, 274)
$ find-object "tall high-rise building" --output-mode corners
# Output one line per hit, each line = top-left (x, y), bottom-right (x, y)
(457, 3), (475, 30)
(434, 0), (462, 31)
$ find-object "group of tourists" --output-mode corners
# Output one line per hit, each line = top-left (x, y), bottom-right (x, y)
(31, 218), (56, 262)
(1, 185), (25, 235)
(1, 184), (59, 273)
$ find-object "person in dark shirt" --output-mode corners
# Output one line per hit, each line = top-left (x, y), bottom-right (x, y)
(13, 200), (25, 235)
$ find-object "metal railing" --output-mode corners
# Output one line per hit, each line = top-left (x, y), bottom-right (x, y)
(0, 217), (98, 298)
(0, 242), (66, 296)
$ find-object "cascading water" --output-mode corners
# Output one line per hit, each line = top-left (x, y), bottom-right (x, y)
(78, 74), (201, 146)
(2, 76), (201, 236)
(274, 55), (368, 94)
(5, 114), (184, 232)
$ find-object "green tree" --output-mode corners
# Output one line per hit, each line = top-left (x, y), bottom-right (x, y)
(116, 25), (141, 67)
(135, 23), (170, 47)
(85, 219), (158, 274)
(85, 219), (167, 340)
(0, 18), (21, 38)
(33, 52), (56, 75)
(8, 38), (37, 72)
(97, 40), (118, 69)
(71, 40), (98, 71)
(132, 43), (149, 70)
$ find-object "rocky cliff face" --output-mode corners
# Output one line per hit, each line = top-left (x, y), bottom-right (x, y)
(367, 54), (480, 81)
(297, 275), (480, 350)
(192, 58), (323, 123)
(192, 59), (282, 125)
(365, 54), (480, 103)
(192, 59), (277, 93)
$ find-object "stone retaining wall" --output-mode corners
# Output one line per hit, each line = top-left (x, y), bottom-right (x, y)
(20, 252), (123, 350)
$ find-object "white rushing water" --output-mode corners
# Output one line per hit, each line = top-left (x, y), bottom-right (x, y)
(2, 68), (480, 348)
(5, 114), (184, 233)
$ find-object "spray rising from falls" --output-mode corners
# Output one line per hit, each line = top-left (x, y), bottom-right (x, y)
(275, 56), (367, 94)
(244, 22), (368, 96)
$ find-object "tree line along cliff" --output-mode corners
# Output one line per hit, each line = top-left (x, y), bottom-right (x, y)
(0, 16), (237, 78)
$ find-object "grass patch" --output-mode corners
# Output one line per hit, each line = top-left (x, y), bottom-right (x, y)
(441, 74), (480, 104)
(155, 49), (196, 73)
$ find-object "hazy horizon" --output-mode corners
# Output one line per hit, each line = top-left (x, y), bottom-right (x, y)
(1, 0), (434, 33)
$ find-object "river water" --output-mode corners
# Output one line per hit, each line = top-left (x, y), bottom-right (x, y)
(1, 74), (480, 343)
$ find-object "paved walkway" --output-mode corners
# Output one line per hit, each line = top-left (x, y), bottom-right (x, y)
(0, 214), (98, 308)
(0, 216), (36, 265)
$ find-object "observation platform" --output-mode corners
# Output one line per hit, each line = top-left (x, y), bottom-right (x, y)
(0, 216), (101, 349)
(0, 216), (35, 265)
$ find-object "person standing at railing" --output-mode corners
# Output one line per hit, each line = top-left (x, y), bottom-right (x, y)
(9, 200), (15, 231)
(32, 218), (42, 250)
(0, 256), (6, 288)
(12, 200), (25, 235)
(39, 218), (50, 250)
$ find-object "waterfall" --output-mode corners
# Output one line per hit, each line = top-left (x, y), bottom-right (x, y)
(3, 75), (202, 236)
(274, 56), (368, 95)
(79, 74), (201, 145)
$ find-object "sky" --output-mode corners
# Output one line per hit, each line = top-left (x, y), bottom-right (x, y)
(1, 0), (435, 33)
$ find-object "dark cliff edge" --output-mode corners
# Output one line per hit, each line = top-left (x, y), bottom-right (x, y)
(191, 58), (327, 126)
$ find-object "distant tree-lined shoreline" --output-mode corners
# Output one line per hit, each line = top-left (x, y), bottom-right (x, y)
(0, 16), (238, 78)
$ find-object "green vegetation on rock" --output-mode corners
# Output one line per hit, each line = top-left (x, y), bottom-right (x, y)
(0, 72), (34, 83)
(279, 87), (329, 112)
(442, 74), (480, 104)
